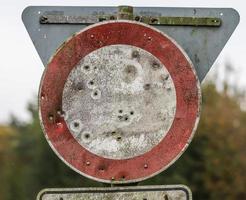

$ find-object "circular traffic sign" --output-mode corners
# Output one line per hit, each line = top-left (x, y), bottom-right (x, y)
(39, 20), (201, 183)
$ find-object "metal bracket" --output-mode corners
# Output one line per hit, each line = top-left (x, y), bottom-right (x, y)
(40, 5), (221, 27)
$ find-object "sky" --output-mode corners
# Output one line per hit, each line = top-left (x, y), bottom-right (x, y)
(0, 0), (245, 123)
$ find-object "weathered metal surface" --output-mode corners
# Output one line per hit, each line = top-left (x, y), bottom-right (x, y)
(40, 13), (221, 27)
(39, 21), (201, 183)
(63, 44), (176, 159)
(117, 5), (134, 20)
(37, 185), (192, 200)
(22, 6), (239, 81)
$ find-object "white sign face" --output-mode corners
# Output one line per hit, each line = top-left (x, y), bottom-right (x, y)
(37, 185), (192, 200)
(62, 44), (176, 160)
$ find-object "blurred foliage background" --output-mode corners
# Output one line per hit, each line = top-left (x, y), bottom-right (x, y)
(0, 64), (245, 200)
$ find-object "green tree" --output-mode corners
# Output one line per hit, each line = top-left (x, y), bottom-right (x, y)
(0, 80), (245, 200)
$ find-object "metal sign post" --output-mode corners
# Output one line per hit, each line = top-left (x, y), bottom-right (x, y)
(22, 5), (239, 200)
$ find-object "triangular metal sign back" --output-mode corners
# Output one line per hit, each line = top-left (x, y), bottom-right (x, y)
(22, 6), (239, 82)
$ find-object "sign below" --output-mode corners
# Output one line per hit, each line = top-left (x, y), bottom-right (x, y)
(37, 185), (192, 200)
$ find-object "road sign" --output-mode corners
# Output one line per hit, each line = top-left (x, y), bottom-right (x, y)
(39, 20), (201, 184)
(37, 185), (192, 200)
(22, 6), (240, 81)
(22, 5), (239, 188)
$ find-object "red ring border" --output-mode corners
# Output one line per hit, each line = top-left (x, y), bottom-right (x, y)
(39, 21), (201, 183)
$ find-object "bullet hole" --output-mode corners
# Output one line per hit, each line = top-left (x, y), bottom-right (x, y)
(126, 65), (136, 74)
(91, 89), (101, 99)
(76, 82), (84, 91)
(98, 165), (105, 171)
(70, 120), (83, 132)
(130, 111), (134, 115)
(152, 62), (161, 69)
(163, 74), (169, 80)
(124, 116), (128, 121)
(123, 65), (137, 83)
(59, 197), (63, 200)
(118, 109), (123, 113)
(89, 81), (94, 85)
(144, 83), (151, 90)
(132, 50), (139, 58)
(118, 115), (123, 120)
(73, 122), (79, 128)
(166, 87), (172, 91)
(84, 133), (90, 139)
(84, 65), (90, 70)
(117, 136), (122, 141)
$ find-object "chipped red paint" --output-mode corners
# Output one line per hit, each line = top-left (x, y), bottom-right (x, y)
(39, 21), (201, 183)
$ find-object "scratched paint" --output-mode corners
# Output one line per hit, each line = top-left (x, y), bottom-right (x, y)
(62, 45), (176, 159)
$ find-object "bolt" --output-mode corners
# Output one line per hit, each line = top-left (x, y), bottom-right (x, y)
(48, 115), (54, 121)
(150, 18), (158, 23)
(40, 16), (48, 23)
(144, 164), (148, 169)
(41, 93), (45, 100)
(86, 161), (91, 166)
(135, 16), (140, 21)
(110, 15), (116, 20)
(98, 17), (106, 22)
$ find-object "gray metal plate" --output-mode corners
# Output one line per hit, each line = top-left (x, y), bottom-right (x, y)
(37, 185), (192, 200)
(22, 6), (239, 81)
